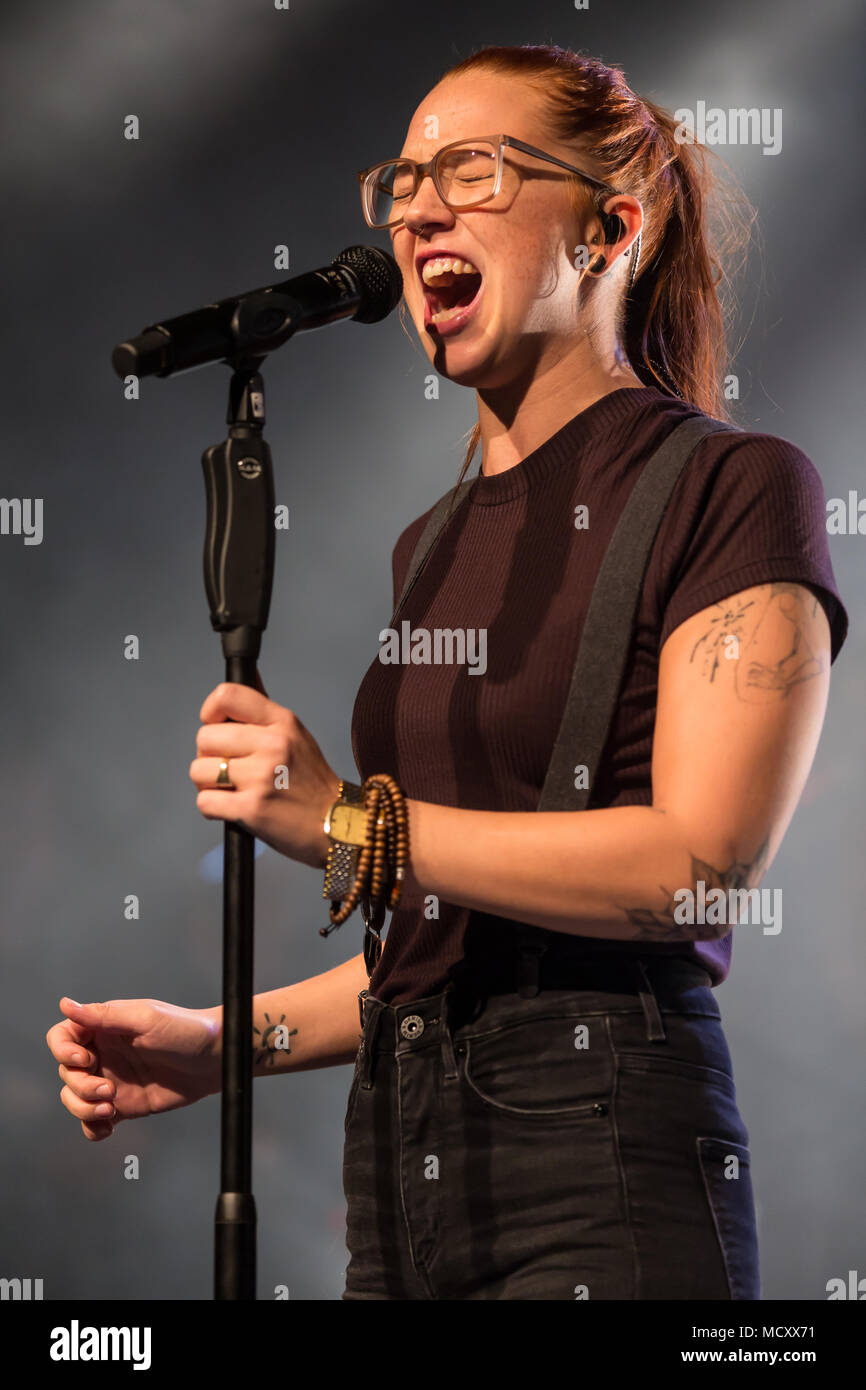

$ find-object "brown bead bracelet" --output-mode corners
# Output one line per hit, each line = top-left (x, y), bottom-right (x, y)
(327, 773), (409, 929)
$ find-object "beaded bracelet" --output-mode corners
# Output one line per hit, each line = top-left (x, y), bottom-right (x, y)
(319, 775), (409, 968)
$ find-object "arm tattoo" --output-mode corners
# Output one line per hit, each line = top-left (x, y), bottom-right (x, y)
(689, 583), (826, 701)
(253, 1012), (298, 1069)
(618, 836), (770, 942)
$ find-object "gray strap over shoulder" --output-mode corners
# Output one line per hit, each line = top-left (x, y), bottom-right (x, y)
(538, 413), (738, 812)
(390, 478), (476, 626)
(520, 413), (740, 993)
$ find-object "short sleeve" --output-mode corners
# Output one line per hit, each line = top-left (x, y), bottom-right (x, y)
(653, 430), (849, 662)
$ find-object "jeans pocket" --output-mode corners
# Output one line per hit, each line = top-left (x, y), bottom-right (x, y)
(697, 1136), (761, 1299)
(612, 1010), (736, 1087)
(461, 1009), (614, 1119)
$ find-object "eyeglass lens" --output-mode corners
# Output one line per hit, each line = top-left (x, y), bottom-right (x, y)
(367, 141), (499, 226)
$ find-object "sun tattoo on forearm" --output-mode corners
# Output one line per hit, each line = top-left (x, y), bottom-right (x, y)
(253, 1013), (298, 1069)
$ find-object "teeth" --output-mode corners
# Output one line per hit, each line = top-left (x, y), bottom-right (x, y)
(421, 256), (479, 284)
(431, 302), (474, 324)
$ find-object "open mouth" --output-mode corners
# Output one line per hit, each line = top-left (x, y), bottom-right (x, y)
(420, 257), (483, 328)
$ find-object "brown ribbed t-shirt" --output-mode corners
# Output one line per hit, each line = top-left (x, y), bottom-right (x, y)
(350, 386), (848, 1005)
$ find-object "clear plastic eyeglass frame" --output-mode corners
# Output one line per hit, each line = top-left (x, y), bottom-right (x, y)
(357, 132), (619, 230)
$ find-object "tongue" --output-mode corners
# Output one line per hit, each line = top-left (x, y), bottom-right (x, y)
(429, 270), (481, 311)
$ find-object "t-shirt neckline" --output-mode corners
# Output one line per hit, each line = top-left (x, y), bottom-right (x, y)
(468, 385), (675, 506)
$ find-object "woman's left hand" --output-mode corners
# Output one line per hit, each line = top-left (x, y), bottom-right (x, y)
(189, 680), (341, 868)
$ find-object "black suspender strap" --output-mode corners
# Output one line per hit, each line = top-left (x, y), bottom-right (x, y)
(537, 414), (737, 813)
(518, 412), (739, 994)
(390, 477), (475, 626)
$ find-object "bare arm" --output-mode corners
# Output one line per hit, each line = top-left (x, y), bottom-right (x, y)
(202, 950), (370, 1076)
(398, 582), (832, 942)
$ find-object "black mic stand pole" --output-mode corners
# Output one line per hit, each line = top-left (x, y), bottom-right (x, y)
(113, 265), (400, 1298)
(202, 350), (276, 1300)
(118, 289), (314, 1298)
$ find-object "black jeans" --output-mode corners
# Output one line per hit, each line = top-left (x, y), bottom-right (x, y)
(341, 955), (760, 1300)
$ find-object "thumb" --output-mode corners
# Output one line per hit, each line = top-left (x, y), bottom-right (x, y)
(59, 997), (151, 1035)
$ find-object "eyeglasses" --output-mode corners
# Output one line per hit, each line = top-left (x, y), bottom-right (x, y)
(357, 133), (618, 230)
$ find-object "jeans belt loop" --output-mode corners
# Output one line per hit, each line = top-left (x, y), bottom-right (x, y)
(440, 986), (459, 1080)
(517, 941), (548, 999)
(633, 960), (666, 1042)
(359, 995), (384, 1089)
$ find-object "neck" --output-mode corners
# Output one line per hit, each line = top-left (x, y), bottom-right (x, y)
(477, 336), (644, 477)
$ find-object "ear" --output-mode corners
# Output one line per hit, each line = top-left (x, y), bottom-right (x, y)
(593, 193), (643, 278)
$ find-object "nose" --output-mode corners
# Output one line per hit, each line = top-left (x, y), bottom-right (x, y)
(401, 171), (455, 236)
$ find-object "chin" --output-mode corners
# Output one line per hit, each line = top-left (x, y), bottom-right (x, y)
(429, 341), (524, 392)
(426, 346), (497, 388)
(421, 327), (509, 389)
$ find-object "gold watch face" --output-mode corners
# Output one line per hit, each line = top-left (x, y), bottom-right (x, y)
(327, 802), (367, 847)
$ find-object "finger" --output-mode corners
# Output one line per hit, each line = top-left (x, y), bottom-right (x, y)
(46, 1024), (94, 1068)
(199, 681), (280, 727)
(195, 787), (256, 823)
(57, 998), (100, 1042)
(58, 1064), (114, 1102)
(57, 998), (98, 1040)
(195, 723), (261, 758)
(189, 755), (253, 792)
(45, 1028), (88, 1067)
(82, 1118), (115, 1142)
(50, 1042), (96, 1068)
(60, 1083), (116, 1123)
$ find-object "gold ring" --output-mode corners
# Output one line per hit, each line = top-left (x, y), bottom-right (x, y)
(216, 759), (235, 789)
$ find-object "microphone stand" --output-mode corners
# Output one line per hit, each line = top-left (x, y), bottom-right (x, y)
(202, 353), (275, 1300)
(114, 286), (325, 1297)
(112, 262), (400, 1299)
(199, 291), (314, 1298)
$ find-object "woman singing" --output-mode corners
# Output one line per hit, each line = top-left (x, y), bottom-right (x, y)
(47, 45), (847, 1300)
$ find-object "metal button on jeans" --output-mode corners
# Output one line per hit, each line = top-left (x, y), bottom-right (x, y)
(400, 1014), (425, 1040)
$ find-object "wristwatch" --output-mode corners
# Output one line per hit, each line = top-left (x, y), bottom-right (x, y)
(322, 779), (367, 903)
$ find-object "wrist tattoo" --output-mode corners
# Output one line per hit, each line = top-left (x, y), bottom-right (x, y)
(253, 1012), (298, 1069)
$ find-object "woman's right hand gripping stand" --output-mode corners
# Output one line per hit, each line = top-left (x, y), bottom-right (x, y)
(45, 996), (221, 1142)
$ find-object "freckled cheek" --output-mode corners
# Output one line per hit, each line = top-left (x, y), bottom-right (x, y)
(487, 257), (553, 333)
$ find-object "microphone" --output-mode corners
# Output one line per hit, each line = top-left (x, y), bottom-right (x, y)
(111, 245), (403, 380)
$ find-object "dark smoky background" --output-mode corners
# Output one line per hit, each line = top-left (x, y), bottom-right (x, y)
(0, 0), (863, 1299)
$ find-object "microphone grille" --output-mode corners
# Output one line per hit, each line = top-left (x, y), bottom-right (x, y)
(335, 245), (403, 323)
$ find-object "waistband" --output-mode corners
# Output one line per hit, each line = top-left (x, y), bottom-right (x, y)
(452, 944), (712, 1004)
(354, 953), (718, 1088)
